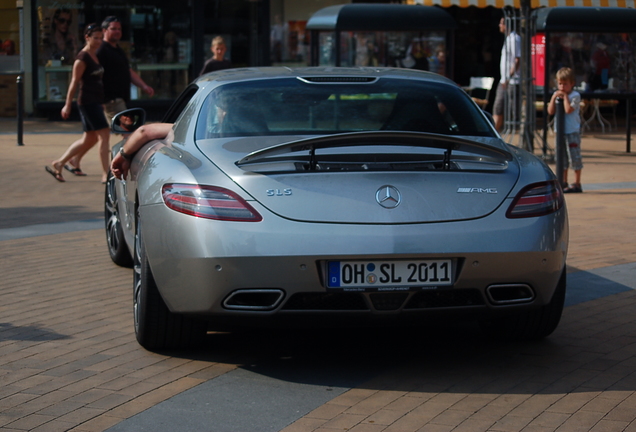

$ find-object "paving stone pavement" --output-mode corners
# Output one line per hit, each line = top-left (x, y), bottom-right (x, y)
(1, 118), (636, 432)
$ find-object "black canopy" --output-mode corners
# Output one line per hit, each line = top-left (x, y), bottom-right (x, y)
(534, 7), (636, 33)
(306, 3), (457, 32)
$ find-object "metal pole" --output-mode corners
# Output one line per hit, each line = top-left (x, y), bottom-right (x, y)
(335, 31), (341, 67)
(17, 0), (25, 146)
(520, 0), (533, 152)
(17, 74), (24, 146)
(627, 98), (632, 153)
(542, 31), (550, 159)
(555, 97), (565, 187)
(249, 1), (259, 66)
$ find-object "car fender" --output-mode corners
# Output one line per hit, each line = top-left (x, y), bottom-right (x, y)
(506, 145), (560, 196)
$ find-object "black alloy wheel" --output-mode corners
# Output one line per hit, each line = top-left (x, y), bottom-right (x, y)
(104, 172), (133, 267)
(133, 216), (207, 351)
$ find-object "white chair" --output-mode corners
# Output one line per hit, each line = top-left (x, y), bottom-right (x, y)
(468, 77), (495, 109)
(582, 79), (619, 133)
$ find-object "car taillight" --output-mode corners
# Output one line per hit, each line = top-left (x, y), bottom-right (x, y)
(506, 181), (564, 219)
(162, 184), (262, 222)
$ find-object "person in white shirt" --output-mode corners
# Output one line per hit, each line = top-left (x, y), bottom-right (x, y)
(493, 17), (521, 131)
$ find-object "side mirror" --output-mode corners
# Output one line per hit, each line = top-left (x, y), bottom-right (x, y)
(111, 108), (146, 134)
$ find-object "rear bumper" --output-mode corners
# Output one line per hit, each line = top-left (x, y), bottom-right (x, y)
(141, 202), (567, 318)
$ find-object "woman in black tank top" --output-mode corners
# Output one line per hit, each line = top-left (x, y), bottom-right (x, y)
(46, 23), (110, 183)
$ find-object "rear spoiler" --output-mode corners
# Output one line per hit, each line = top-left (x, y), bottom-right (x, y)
(236, 131), (513, 171)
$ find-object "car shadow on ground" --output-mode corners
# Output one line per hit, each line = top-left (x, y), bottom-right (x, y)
(158, 321), (485, 385)
(161, 290), (636, 398)
(104, 285), (636, 432)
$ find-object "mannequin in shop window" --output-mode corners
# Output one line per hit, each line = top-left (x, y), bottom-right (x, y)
(590, 40), (610, 90)
(160, 31), (179, 96)
(401, 38), (429, 71)
(1, 39), (16, 55)
(355, 33), (378, 67)
(162, 31), (178, 64)
(48, 8), (79, 65)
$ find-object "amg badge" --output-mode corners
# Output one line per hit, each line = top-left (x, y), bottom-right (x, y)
(457, 187), (498, 194)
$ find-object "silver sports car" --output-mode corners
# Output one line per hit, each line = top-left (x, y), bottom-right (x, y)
(105, 67), (568, 350)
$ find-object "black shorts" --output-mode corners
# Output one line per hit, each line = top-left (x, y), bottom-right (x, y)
(79, 103), (109, 132)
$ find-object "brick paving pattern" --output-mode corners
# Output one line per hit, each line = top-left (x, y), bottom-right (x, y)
(1, 119), (636, 431)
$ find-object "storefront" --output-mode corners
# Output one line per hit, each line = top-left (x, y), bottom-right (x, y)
(534, 7), (636, 93)
(7, 0), (502, 118)
(32, 0), (270, 118)
(305, 3), (456, 80)
(31, 0), (374, 118)
(269, 0), (465, 79)
(268, 0), (324, 67)
(534, 6), (636, 152)
(0, 0), (22, 117)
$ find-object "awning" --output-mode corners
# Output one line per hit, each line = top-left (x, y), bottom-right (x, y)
(535, 6), (636, 32)
(415, 0), (636, 8)
(306, 3), (457, 31)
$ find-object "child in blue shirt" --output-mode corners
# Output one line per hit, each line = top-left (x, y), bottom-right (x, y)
(548, 67), (583, 193)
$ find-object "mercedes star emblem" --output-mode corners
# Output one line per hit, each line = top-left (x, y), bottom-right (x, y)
(376, 185), (401, 209)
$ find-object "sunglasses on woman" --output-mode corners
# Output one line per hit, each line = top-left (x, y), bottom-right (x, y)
(84, 23), (101, 36)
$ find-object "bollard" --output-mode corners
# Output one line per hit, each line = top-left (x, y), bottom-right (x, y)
(554, 97), (565, 188)
(17, 74), (24, 146)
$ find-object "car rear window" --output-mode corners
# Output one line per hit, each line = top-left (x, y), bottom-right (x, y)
(195, 77), (496, 140)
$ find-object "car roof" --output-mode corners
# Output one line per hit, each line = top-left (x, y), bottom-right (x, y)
(194, 66), (457, 87)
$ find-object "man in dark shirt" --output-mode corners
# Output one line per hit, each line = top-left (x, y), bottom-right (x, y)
(97, 16), (154, 123)
(199, 36), (232, 76)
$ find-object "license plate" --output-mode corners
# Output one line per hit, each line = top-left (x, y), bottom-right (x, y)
(327, 259), (453, 289)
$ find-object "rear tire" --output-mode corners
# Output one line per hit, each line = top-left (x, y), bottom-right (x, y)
(105, 172), (133, 268)
(133, 217), (207, 350)
(480, 269), (566, 341)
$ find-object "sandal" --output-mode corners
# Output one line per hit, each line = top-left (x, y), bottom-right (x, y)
(563, 183), (583, 193)
(45, 166), (65, 182)
(64, 164), (87, 176)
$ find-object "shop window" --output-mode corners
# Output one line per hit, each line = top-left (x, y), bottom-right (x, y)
(270, 18), (310, 66)
(544, 32), (636, 92)
(35, 0), (192, 102)
(316, 30), (448, 76)
(0, 1), (20, 60)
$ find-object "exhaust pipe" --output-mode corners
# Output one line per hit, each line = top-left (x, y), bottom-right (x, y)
(486, 284), (534, 305)
(223, 289), (285, 311)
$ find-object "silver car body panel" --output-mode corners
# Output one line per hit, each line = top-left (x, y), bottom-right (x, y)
(196, 134), (518, 224)
(139, 200), (567, 314)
